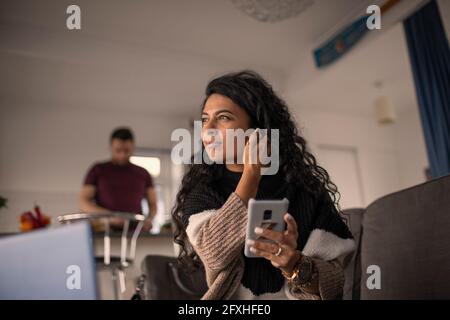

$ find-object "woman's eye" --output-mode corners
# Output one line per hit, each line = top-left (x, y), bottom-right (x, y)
(218, 115), (231, 121)
(201, 118), (208, 123)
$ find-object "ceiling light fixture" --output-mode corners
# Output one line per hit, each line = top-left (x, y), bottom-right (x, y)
(230, 0), (314, 23)
(374, 81), (397, 125)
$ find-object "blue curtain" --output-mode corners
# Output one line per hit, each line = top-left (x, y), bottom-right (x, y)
(404, 0), (450, 178)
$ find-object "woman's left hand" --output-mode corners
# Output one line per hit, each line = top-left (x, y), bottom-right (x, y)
(247, 213), (301, 276)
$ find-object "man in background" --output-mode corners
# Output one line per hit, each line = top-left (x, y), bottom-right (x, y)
(80, 127), (157, 231)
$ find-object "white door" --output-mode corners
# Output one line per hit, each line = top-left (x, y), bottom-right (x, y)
(316, 145), (365, 209)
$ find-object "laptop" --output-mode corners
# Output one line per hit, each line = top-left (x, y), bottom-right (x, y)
(0, 221), (98, 299)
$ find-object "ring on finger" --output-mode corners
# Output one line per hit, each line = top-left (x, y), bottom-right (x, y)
(275, 246), (282, 256)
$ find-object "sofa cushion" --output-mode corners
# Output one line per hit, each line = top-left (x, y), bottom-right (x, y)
(340, 208), (364, 300)
(361, 175), (450, 299)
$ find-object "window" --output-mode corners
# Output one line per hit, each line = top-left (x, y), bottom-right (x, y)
(131, 148), (184, 234)
(130, 156), (161, 177)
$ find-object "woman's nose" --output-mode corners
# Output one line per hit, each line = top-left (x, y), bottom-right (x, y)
(203, 118), (216, 130)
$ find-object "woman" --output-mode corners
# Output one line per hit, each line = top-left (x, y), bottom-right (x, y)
(172, 71), (355, 300)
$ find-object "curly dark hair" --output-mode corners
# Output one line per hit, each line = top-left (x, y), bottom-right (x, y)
(171, 70), (341, 269)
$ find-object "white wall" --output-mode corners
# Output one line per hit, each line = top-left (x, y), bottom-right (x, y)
(292, 108), (401, 208)
(281, 12), (431, 210)
(289, 107), (428, 209)
(438, 0), (450, 43)
(0, 104), (189, 232)
(394, 109), (429, 189)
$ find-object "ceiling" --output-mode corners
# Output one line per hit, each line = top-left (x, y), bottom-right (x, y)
(0, 0), (422, 118)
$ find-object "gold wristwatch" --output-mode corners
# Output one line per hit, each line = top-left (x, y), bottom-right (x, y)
(282, 253), (316, 288)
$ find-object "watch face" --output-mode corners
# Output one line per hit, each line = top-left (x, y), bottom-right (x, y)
(298, 259), (312, 282)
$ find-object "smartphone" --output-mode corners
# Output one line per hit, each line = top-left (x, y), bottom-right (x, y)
(244, 198), (289, 258)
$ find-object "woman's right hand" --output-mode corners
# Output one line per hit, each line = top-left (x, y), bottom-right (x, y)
(243, 128), (270, 176)
(236, 129), (269, 205)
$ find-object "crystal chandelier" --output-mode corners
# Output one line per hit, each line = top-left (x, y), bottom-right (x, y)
(230, 0), (314, 23)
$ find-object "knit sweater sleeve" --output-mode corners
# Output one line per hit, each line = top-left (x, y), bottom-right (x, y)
(285, 190), (353, 300)
(185, 192), (248, 271)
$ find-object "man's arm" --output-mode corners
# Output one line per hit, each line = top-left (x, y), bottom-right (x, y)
(80, 185), (126, 231)
(80, 185), (109, 213)
(146, 187), (158, 219)
(142, 187), (157, 232)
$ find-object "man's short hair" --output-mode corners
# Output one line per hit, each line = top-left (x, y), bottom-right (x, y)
(110, 127), (134, 142)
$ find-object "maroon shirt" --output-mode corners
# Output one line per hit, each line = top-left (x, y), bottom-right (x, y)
(84, 161), (153, 214)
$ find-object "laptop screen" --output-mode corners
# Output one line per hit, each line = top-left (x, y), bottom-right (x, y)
(0, 221), (97, 299)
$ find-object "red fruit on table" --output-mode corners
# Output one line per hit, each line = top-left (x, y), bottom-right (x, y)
(20, 221), (34, 232)
(19, 207), (50, 230)
(22, 211), (34, 222)
(22, 211), (38, 228)
(35, 205), (43, 222)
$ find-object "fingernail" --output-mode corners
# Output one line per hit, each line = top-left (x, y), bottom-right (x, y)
(286, 213), (293, 220)
(247, 239), (255, 245)
(250, 247), (257, 253)
(254, 227), (263, 234)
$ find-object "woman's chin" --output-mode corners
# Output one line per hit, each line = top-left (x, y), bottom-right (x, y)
(205, 147), (240, 165)
(204, 149), (221, 163)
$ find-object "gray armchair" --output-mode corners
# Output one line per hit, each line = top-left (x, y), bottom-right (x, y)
(341, 174), (450, 299)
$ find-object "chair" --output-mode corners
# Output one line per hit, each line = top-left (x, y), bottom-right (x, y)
(341, 174), (450, 299)
(340, 208), (364, 300)
(57, 212), (145, 299)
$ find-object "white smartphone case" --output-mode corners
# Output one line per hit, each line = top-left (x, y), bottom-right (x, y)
(244, 198), (289, 258)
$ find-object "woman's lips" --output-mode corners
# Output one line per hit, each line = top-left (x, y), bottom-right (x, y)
(204, 141), (222, 149)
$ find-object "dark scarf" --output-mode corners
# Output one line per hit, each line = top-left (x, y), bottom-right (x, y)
(182, 165), (353, 296)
